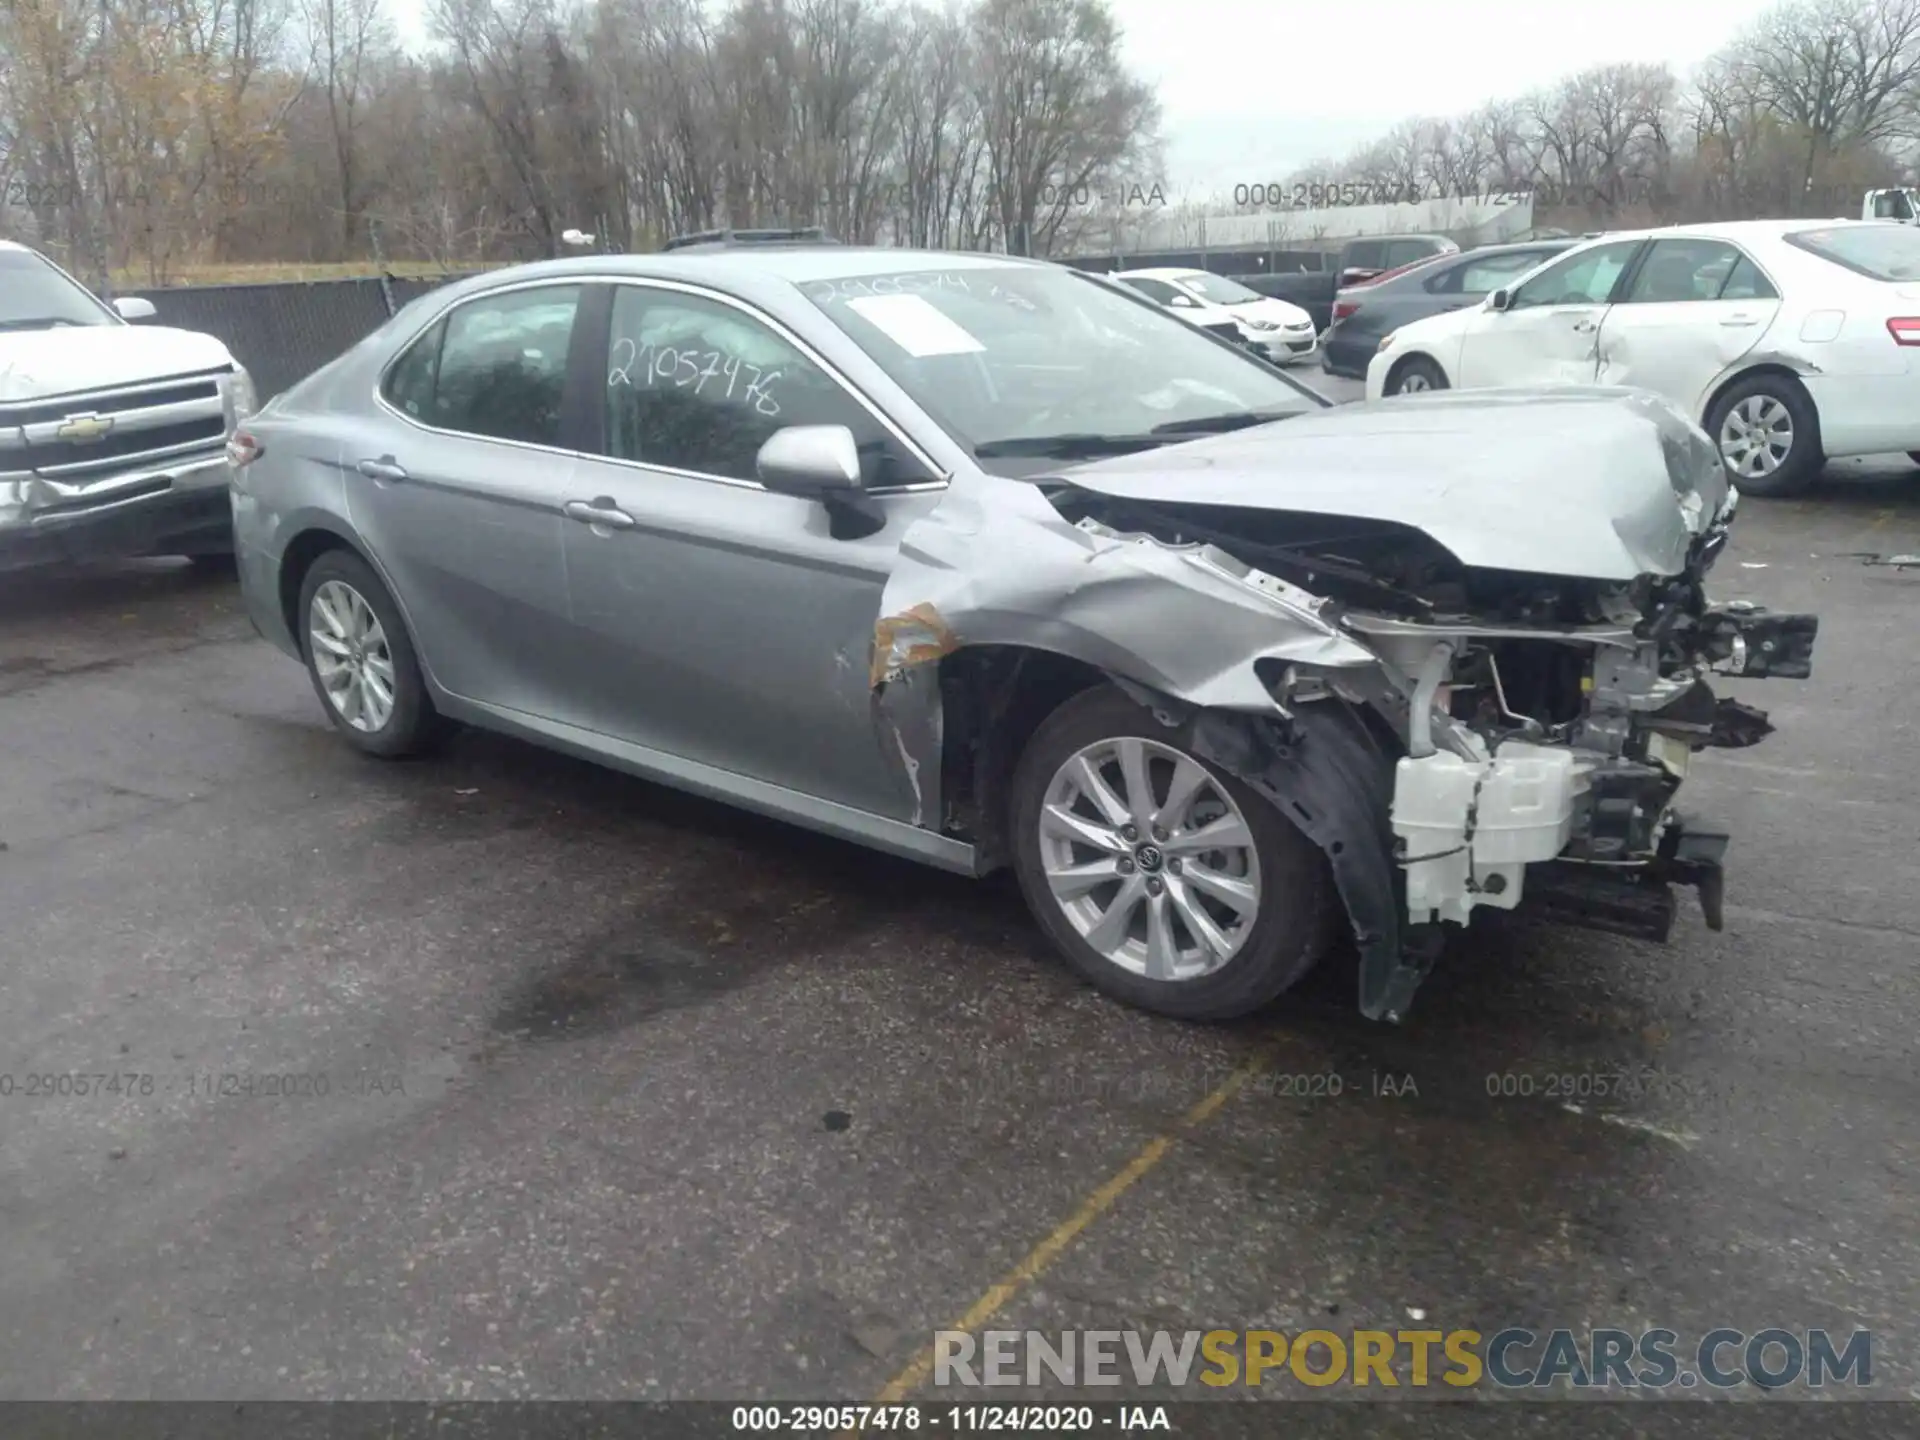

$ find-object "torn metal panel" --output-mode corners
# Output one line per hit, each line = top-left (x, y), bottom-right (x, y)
(873, 472), (1380, 715)
(870, 601), (960, 689)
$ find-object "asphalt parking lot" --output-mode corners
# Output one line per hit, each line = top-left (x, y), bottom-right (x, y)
(4, 374), (1919, 1413)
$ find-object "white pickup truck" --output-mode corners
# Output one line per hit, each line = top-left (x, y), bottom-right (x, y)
(0, 241), (255, 574)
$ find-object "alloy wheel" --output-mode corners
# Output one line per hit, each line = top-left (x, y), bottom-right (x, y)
(1036, 736), (1263, 982)
(1719, 394), (1794, 479)
(308, 579), (396, 733)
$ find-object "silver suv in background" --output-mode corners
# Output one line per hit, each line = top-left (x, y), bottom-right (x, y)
(0, 242), (256, 573)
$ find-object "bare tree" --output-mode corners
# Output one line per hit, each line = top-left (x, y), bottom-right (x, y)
(971, 0), (1158, 254)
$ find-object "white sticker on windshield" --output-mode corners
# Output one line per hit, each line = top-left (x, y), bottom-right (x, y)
(846, 293), (986, 357)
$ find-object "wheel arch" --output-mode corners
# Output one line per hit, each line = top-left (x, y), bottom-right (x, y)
(275, 522), (440, 695)
(930, 643), (1111, 873)
(278, 523), (364, 645)
(1382, 349), (1448, 392)
(1697, 361), (1819, 435)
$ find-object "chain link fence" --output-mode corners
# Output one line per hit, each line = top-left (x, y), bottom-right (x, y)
(119, 275), (468, 402)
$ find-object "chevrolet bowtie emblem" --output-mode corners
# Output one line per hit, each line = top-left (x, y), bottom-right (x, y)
(56, 412), (113, 443)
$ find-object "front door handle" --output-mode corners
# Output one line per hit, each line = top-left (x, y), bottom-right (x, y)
(1720, 315), (1759, 327)
(564, 498), (635, 530)
(1571, 319), (1597, 333)
(357, 457), (408, 482)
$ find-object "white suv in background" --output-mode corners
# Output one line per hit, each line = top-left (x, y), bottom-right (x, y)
(1114, 267), (1320, 364)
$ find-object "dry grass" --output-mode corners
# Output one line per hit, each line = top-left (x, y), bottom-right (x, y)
(110, 259), (497, 287)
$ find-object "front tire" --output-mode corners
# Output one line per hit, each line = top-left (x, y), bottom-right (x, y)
(1706, 373), (1821, 497)
(297, 549), (449, 758)
(1009, 686), (1331, 1021)
(1385, 356), (1448, 395)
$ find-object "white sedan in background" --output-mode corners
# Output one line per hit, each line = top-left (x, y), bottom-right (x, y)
(1113, 267), (1320, 365)
(1364, 219), (1920, 495)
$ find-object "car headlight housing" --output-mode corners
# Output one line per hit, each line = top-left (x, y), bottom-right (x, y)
(227, 364), (258, 423)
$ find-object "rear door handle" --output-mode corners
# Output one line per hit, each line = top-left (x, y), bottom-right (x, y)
(1720, 315), (1759, 327)
(564, 498), (635, 530)
(1571, 319), (1597, 333)
(357, 457), (408, 482)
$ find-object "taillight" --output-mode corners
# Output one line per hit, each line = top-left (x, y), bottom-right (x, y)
(226, 429), (262, 467)
(1888, 317), (1920, 345)
(1332, 300), (1360, 322)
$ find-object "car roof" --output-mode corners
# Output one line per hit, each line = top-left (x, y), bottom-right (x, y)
(441, 245), (1047, 291)
(1556, 218), (1899, 250)
(1457, 238), (1579, 256)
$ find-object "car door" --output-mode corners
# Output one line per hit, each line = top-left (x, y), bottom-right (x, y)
(557, 281), (946, 822)
(1594, 238), (1783, 413)
(347, 281), (590, 718)
(1453, 239), (1645, 389)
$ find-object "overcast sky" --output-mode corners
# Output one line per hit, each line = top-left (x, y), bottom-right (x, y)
(391, 0), (1762, 196)
(1116, 0), (1759, 194)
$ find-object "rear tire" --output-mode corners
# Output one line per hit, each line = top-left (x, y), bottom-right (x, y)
(1008, 686), (1331, 1021)
(1705, 373), (1821, 497)
(1385, 356), (1448, 395)
(297, 549), (450, 759)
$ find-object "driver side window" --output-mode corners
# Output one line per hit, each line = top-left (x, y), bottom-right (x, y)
(602, 286), (931, 489)
(1509, 241), (1642, 310)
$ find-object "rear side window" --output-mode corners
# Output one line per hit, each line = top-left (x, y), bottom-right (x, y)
(1786, 225), (1920, 280)
(382, 285), (584, 445)
(381, 318), (443, 418)
(1345, 241), (1384, 270)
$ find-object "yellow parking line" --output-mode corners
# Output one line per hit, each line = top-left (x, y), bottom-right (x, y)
(866, 1058), (1261, 1407)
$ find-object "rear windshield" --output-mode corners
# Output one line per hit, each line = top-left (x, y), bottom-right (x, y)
(1786, 224), (1920, 280)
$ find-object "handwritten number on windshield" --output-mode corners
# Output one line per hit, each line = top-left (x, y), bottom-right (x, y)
(609, 338), (782, 416)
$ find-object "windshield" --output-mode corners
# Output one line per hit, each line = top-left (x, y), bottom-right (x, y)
(805, 265), (1320, 456)
(1786, 224), (1920, 280)
(0, 249), (116, 329)
(1175, 272), (1264, 306)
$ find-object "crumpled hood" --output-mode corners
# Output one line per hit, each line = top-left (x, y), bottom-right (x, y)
(1058, 386), (1731, 581)
(0, 325), (234, 402)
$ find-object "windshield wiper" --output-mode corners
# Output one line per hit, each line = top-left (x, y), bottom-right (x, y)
(974, 433), (1172, 459)
(1150, 408), (1299, 436)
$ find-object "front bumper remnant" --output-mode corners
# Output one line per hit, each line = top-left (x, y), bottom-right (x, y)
(1521, 813), (1728, 943)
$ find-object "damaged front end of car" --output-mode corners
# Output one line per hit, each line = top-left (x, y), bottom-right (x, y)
(869, 388), (1819, 1022)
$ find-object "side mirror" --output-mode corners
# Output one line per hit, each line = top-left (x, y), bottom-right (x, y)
(112, 296), (157, 321)
(1169, 295), (1197, 308)
(1487, 287), (1513, 312)
(755, 424), (863, 497)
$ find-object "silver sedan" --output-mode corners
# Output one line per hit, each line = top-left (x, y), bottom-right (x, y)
(229, 239), (1807, 1025)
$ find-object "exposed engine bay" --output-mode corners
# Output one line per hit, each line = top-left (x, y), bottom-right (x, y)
(871, 387), (1821, 1023)
(1040, 482), (1819, 1020)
